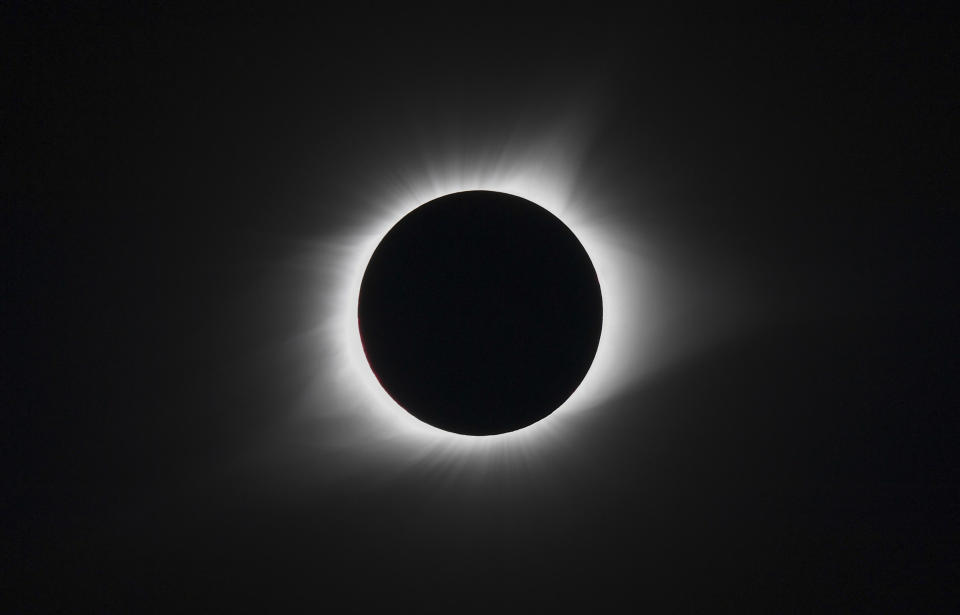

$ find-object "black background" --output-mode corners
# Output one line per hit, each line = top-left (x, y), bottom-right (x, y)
(6, 3), (959, 612)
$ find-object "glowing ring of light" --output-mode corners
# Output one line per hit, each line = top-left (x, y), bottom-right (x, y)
(315, 139), (650, 461)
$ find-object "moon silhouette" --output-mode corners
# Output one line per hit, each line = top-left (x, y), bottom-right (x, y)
(358, 190), (602, 435)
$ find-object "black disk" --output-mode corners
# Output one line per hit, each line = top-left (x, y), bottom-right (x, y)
(358, 190), (602, 435)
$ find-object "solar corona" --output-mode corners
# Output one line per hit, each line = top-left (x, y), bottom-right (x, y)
(314, 131), (652, 461)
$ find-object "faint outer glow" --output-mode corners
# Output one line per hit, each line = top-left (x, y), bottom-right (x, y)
(304, 119), (656, 466)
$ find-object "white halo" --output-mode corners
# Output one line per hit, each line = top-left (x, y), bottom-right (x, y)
(295, 120), (660, 469)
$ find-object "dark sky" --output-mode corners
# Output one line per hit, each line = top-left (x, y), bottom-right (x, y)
(7, 4), (959, 612)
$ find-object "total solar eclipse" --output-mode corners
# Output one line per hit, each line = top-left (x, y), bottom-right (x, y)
(358, 190), (603, 436)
